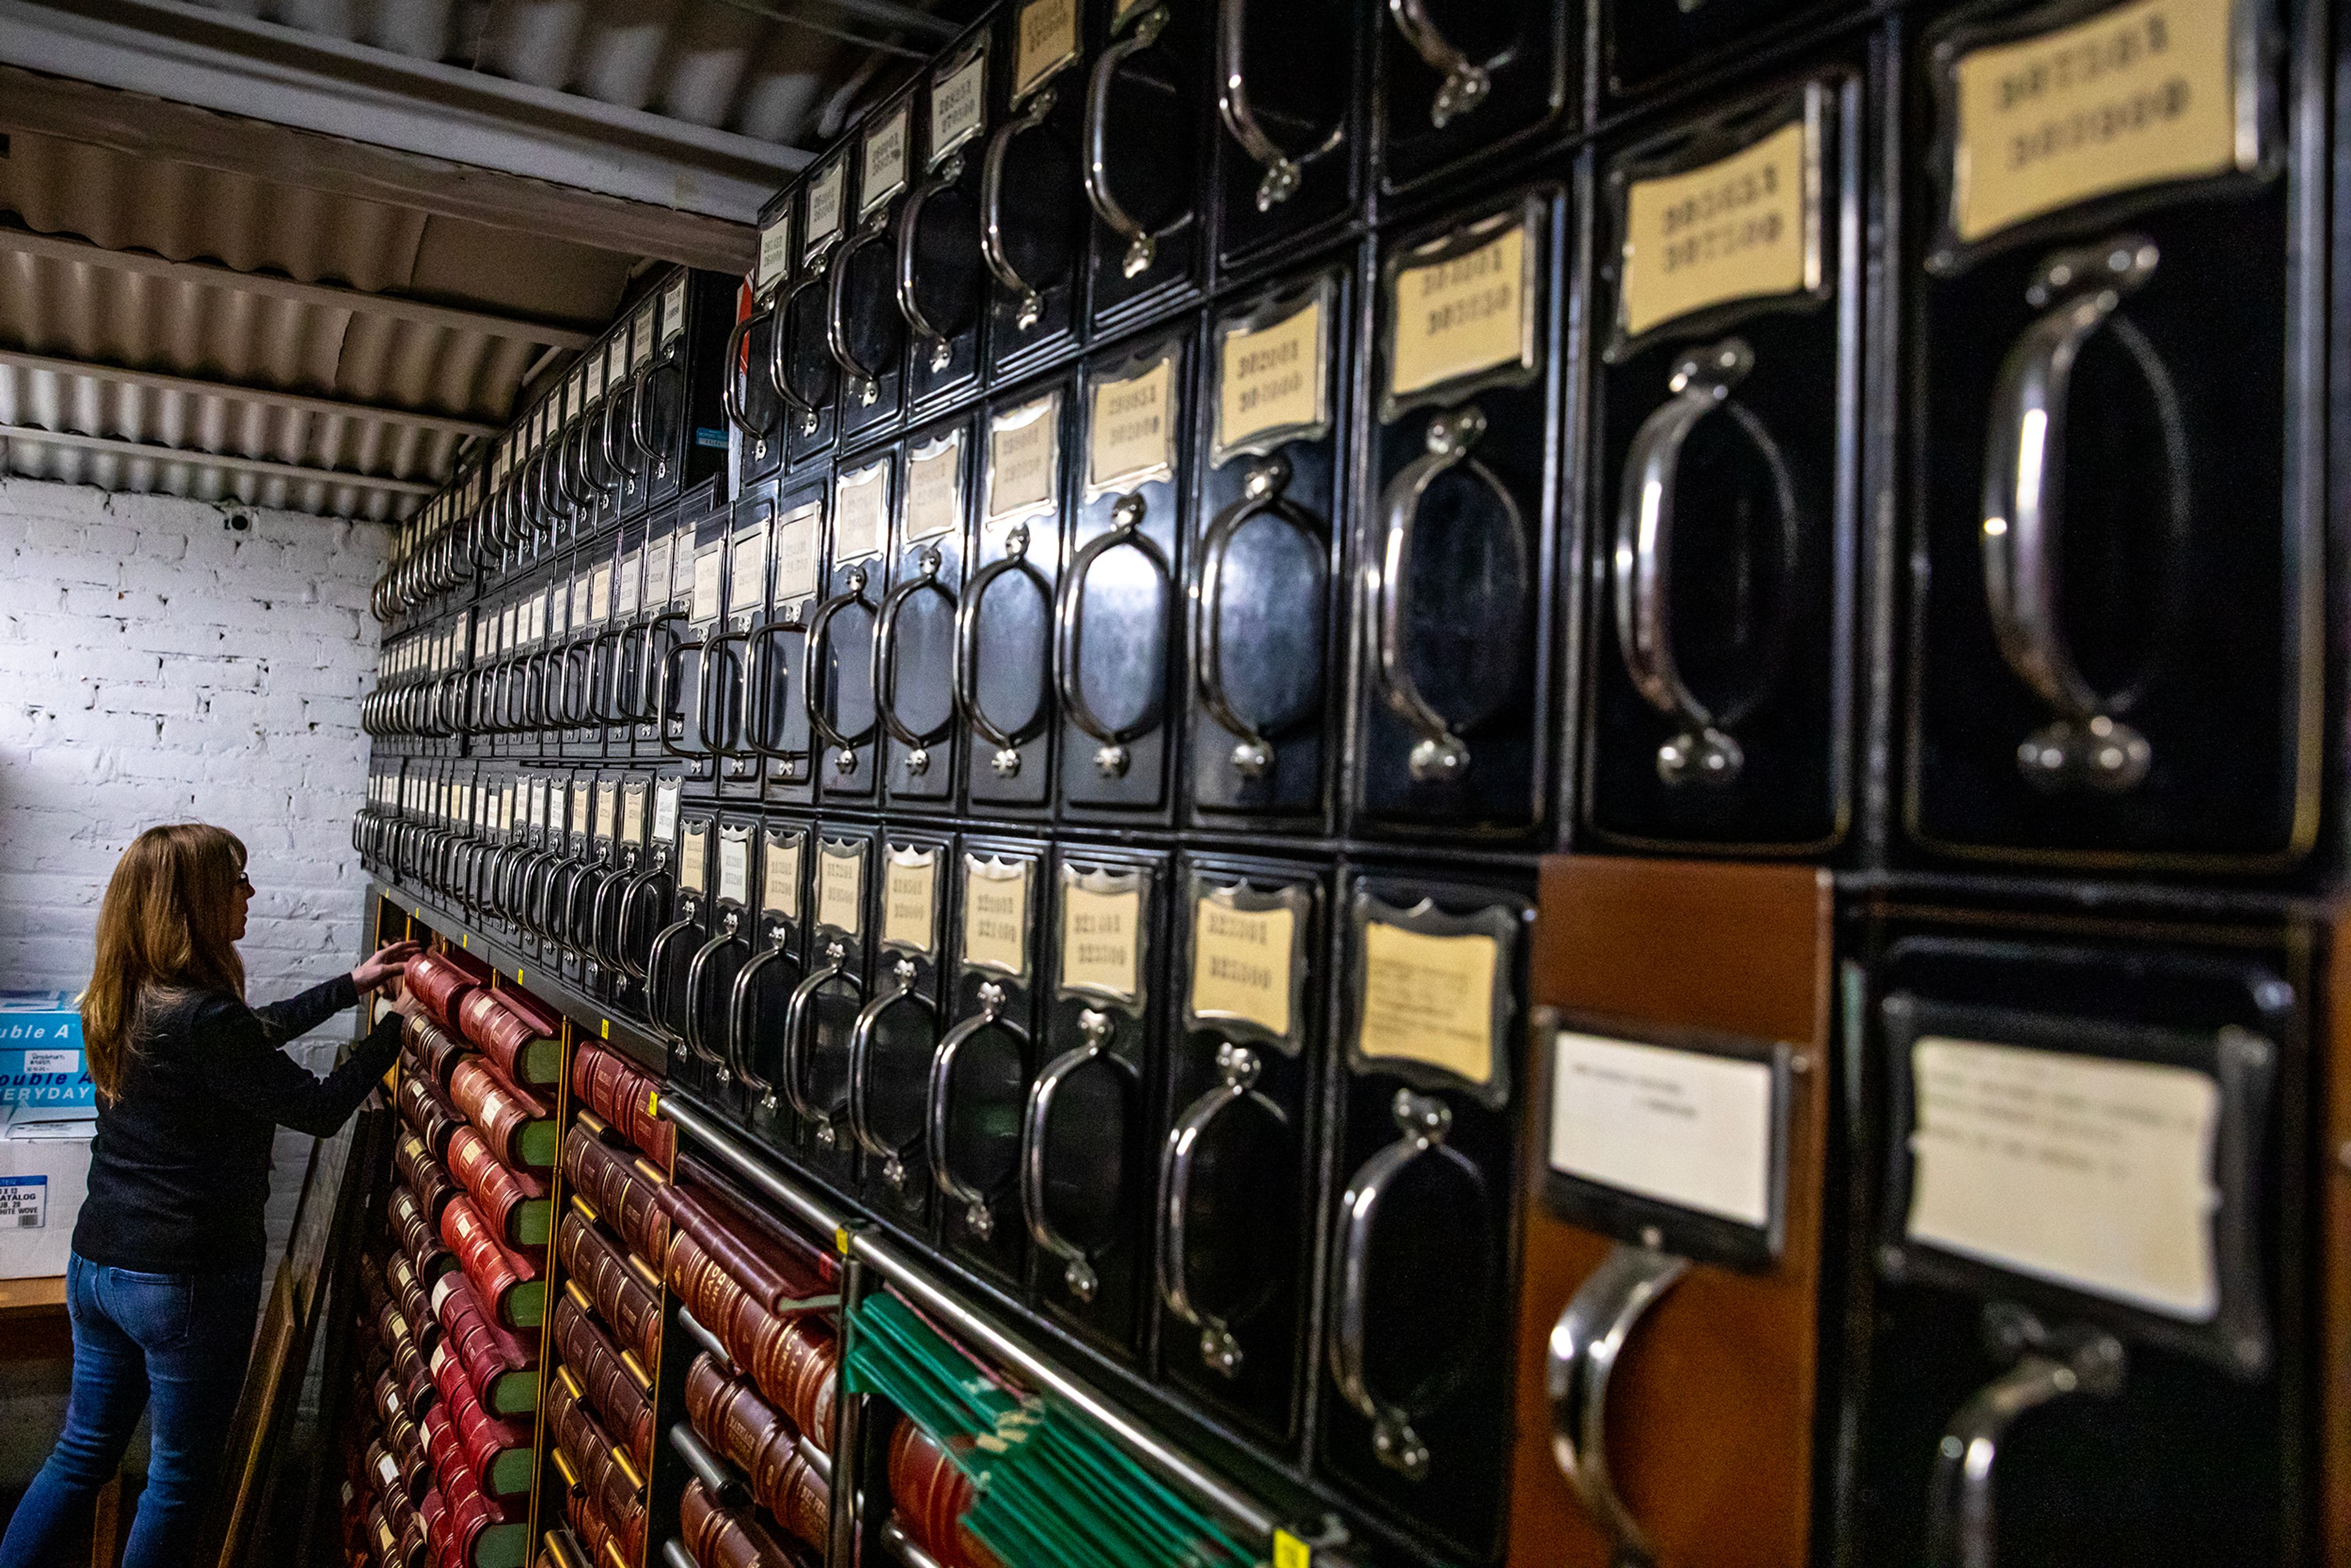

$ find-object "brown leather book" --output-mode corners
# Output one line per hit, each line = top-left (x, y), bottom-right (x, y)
(439, 1192), (544, 1330)
(678, 1477), (800, 1568)
(448, 1057), (555, 1171)
(560, 1123), (672, 1266)
(683, 1352), (830, 1549)
(551, 1296), (654, 1472)
(887, 1421), (1001, 1568)
(555, 1212), (662, 1366)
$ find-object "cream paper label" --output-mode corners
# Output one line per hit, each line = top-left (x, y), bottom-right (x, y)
(805, 162), (846, 258)
(931, 48), (988, 162)
(634, 302), (656, 369)
(620, 782), (645, 846)
(730, 529), (768, 615)
(962, 858), (1031, 977)
(758, 216), (791, 290)
(1089, 353), (1178, 495)
(883, 849), (939, 956)
(906, 432), (964, 541)
(1218, 293), (1325, 457)
(1061, 876), (1142, 1003)
(863, 104), (911, 215)
(691, 544), (724, 623)
(1388, 217), (1533, 402)
(1621, 118), (1815, 340)
(987, 397), (1059, 526)
(1950, 0), (2242, 242)
(644, 537), (674, 608)
(678, 821), (707, 888)
(590, 565), (612, 623)
(1189, 896), (1296, 1040)
(835, 463), (890, 562)
(662, 278), (687, 345)
(593, 781), (617, 842)
(774, 502), (822, 602)
(617, 550), (643, 618)
(718, 833), (749, 905)
(569, 783), (591, 838)
(653, 779), (680, 843)
(1016, 0), (1077, 99)
(1905, 1036), (2222, 1319)
(1547, 1031), (1775, 1228)
(1357, 920), (1501, 1087)
(817, 843), (865, 935)
(762, 834), (802, 920)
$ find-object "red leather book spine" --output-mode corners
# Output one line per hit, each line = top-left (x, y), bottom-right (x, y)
(448, 1058), (552, 1170)
(446, 1378), (529, 1498)
(444, 1481), (515, 1566)
(430, 1272), (534, 1417)
(404, 951), (485, 1030)
(438, 1195), (540, 1330)
(446, 1127), (548, 1247)
(457, 988), (560, 1090)
(571, 1045), (673, 1165)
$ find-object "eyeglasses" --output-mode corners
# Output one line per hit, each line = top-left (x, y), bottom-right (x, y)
(234, 874), (255, 893)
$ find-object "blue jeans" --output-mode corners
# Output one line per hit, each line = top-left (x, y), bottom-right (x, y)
(0, 1252), (263, 1568)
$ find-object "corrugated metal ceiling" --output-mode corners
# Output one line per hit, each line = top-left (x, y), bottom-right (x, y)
(0, 0), (942, 520)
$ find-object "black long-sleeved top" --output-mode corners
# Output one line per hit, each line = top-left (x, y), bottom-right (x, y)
(73, 975), (402, 1275)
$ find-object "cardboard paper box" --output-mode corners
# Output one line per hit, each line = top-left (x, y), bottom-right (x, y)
(0, 1121), (93, 1280)
(0, 991), (94, 1116)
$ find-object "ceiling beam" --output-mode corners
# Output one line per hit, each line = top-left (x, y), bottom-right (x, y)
(0, 56), (761, 273)
(0, 421), (440, 495)
(0, 347), (503, 440)
(0, 222), (598, 348)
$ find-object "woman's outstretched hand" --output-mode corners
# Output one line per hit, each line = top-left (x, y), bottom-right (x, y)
(350, 940), (423, 996)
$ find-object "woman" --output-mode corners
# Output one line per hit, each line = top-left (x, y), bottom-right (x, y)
(0, 823), (420, 1568)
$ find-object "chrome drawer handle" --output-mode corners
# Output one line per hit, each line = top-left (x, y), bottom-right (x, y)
(1982, 235), (2178, 794)
(1612, 338), (1797, 787)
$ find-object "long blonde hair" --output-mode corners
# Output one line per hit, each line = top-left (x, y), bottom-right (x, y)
(80, 823), (247, 1103)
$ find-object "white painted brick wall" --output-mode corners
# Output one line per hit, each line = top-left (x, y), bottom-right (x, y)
(0, 476), (387, 1014)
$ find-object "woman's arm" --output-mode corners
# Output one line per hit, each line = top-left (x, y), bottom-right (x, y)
(249, 941), (422, 1043)
(190, 996), (405, 1138)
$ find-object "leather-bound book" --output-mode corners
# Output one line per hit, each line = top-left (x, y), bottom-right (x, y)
(556, 1213), (663, 1365)
(678, 1477), (801, 1568)
(550, 1297), (653, 1472)
(404, 950), (487, 1030)
(448, 1057), (555, 1171)
(448, 1126), (552, 1247)
(658, 1187), (824, 1313)
(439, 1474), (523, 1568)
(428, 1351), (533, 1499)
(384, 1252), (439, 1354)
(393, 1133), (460, 1226)
(563, 1487), (637, 1568)
(396, 1068), (468, 1162)
(569, 1045), (673, 1165)
(378, 1300), (429, 1394)
(407, 1015), (469, 1087)
(457, 986), (563, 1089)
(440, 1194), (544, 1330)
(547, 1377), (644, 1562)
(429, 1270), (539, 1417)
(683, 1354), (830, 1548)
(560, 1125), (671, 1266)
(389, 1185), (454, 1285)
(887, 1421), (1002, 1568)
